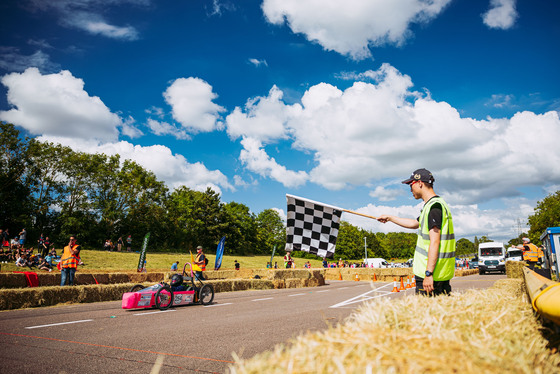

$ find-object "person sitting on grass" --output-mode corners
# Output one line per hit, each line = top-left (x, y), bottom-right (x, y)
(171, 261), (179, 271)
(38, 257), (52, 272)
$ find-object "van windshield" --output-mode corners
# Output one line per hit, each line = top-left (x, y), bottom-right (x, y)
(481, 248), (502, 256)
(508, 250), (523, 257)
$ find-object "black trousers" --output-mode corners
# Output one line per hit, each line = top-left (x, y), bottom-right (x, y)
(415, 276), (451, 296)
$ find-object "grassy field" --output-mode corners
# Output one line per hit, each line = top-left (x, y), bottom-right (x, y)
(1, 249), (327, 273)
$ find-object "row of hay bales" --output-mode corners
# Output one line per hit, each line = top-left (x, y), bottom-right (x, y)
(0, 269), (326, 310)
(0, 267), (471, 289)
(0, 267), (477, 289)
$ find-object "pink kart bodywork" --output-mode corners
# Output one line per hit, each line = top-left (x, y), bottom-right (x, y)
(121, 284), (196, 309)
(122, 261), (213, 310)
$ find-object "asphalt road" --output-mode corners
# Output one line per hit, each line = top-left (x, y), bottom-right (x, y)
(0, 273), (505, 373)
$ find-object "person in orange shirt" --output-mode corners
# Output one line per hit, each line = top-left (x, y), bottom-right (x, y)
(60, 236), (80, 286)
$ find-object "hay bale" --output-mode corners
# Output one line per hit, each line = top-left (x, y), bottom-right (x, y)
(250, 279), (274, 290)
(272, 280), (285, 289)
(0, 273), (30, 288)
(506, 261), (526, 279)
(230, 279), (560, 373)
(232, 280), (252, 291)
(209, 280), (233, 293)
(285, 278), (303, 288)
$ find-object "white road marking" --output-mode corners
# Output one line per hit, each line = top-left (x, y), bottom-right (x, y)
(288, 293), (306, 297)
(150, 355), (165, 374)
(330, 283), (404, 308)
(252, 297), (274, 301)
(25, 319), (94, 329)
(203, 303), (232, 308)
(133, 310), (176, 316)
(339, 287), (349, 290)
(317, 290), (330, 293)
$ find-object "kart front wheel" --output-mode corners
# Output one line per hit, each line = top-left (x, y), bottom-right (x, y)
(155, 284), (173, 310)
(129, 284), (145, 293)
(198, 284), (214, 305)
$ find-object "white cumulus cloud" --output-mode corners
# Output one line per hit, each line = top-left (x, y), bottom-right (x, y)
(163, 77), (226, 133)
(239, 137), (308, 188)
(482, 0), (518, 29)
(261, 0), (451, 60)
(0, 68), (122, 142)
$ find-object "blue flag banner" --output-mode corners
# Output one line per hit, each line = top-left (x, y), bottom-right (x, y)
(214, 236), (226, 270)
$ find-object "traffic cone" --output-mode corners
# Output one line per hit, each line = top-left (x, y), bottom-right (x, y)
(405, 276), (412, 289)
(411, 276), (416, 288)
(355, 274), (359, 281)
(373, 273), (377, 282)
(338, 272), (342, 280)
(392, 278), (399, 292)
(399, 276), (406, 291)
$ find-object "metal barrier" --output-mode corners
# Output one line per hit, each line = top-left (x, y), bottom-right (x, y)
(523, 267), (560, 325)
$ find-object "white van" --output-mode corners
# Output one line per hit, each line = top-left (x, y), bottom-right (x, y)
(478, 242), (506, 274)
(363, 258), (389, 268)
(506, 246), (523, 262)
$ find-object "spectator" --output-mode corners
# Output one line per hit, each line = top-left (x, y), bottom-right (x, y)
(117, 237), (123, 252)
(38, 257), (52, 272)
(171, 261), (179, 271)
(19, 228), (26, 247)
(126, 235), (132, 252)
(194, 246), (206, 280)
(322, 258), (328, 268)
(284, 251), (294, 268)
(274, 262), (278, 269)
(60, 235), (81, 286)
(45, 252), (54, 267)
(234, 260), (240, 270)
(1, 229), (10, 250)
(104, 239), (113, 251)
(40, 237), (50, 258)
(37, 233), (45, 253)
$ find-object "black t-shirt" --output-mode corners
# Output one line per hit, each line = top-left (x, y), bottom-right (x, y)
(417, 197), (442, 231)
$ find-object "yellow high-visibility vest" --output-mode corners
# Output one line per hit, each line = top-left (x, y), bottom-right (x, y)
(412, 197), (456, 281)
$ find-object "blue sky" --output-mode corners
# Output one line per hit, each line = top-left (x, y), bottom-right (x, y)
(1, 0), (559, 242)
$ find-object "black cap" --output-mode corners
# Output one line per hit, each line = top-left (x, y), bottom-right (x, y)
(401, 168), (434, 184)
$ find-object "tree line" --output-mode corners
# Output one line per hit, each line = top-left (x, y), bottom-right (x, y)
(3, 122), (556, 259)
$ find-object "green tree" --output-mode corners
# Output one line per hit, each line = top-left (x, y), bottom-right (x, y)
(0, 122), (34, 231)
(255, 209), (285, 255)
(165, 187), (225, 251)
(27, 141), (68, 233)
(222, 201), (257, 255)
(528, 191), (560, 244)
(380, 232), (416, 259)
(335, 221), (364, 260)
(456, 238), (474, 256)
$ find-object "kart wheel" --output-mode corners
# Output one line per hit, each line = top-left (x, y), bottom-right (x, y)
(129, 284), (144, 293)
(155, 284), (173, 310)
(198, 284), (214, 305)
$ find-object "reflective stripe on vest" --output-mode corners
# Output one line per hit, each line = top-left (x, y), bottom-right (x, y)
(412, 197), (456, 281)
(61, 245), (79, 269)
(196, 253), (206, 271)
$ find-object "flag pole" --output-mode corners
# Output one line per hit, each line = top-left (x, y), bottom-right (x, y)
(342, 209), (377, 220)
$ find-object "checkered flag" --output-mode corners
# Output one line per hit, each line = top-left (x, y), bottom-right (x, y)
(285, 194), (343, 259)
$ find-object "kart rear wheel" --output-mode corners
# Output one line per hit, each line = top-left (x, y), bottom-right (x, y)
(198, 284), (214, 305)
(155, 284), (173, 310)
(129, 284), (145, 293)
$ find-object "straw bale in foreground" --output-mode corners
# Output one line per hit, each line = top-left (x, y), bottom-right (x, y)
(230, 279), (560, 374)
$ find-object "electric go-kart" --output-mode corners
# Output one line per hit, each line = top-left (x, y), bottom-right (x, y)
(122, 262), (214, 310)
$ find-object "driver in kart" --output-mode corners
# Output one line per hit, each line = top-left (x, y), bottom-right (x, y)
(170, 274), (186, 291)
